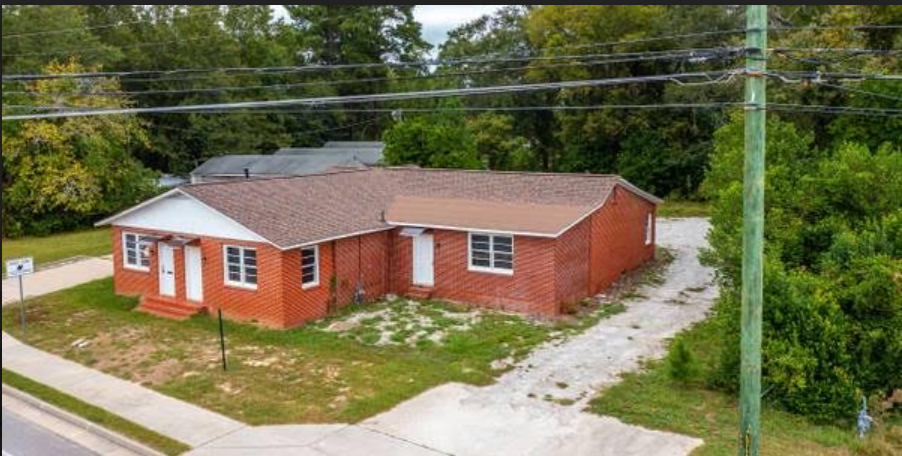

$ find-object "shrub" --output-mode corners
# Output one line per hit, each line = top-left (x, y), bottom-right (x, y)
(667, 337), (700, 384)
(702, 114), (902, 421)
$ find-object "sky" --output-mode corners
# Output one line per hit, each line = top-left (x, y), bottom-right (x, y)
(414, 5), (507, 50)
(272, 6), (507, 50)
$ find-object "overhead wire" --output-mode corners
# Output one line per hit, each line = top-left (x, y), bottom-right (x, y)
(1, 70), (742, 120)
(1, 48), (746, 97)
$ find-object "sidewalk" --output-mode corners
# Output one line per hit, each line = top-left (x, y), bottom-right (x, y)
(3, 332), (246, 448)
(3, 330), (445, 455)
(2, 256), (114, 305)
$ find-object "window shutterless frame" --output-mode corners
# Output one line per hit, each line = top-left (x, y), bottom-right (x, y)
(300, 245), (319, 289)
(222, 245), (258, 289)
(122, 232), (151, 271)
(468, 232), (514, 275)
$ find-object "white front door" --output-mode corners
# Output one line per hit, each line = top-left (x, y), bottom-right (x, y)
(158, 243), (176, 297)
(185, 245), (203, 302)
(412, 233), (434, 286)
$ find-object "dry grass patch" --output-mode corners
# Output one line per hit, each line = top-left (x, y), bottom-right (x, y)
(2, 278), (558, 425)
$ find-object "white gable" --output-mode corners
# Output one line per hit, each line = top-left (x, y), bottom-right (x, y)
(111, 192), (268, 243)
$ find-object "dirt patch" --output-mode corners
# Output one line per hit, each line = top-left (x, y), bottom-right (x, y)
(321, 299), (483, 347)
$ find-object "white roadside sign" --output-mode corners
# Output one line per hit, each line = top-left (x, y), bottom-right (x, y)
(6, 257), (34, 279)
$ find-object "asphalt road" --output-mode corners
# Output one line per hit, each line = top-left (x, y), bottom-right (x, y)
(2, 406), (97, 456)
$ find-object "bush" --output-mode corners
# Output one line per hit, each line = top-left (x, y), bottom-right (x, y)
(702, 114), (902, 421)
(667, 337), (700, 384)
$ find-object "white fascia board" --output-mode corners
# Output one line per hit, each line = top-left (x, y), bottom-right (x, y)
(385, 221), (557, 238)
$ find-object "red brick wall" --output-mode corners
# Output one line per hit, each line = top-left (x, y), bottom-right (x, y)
(112, 226), (157, 296)
(281, 231), (391, 328)
(282, 243), (333, 327)
(201, 238), (284, 327)
(391, 232), (413, 296)
(112, 226), (286, 328)
(390, 229), (557, 315)
(554, 217), (590, 309)
(333, 231), (390, 307)
(588, 186), (656, 295)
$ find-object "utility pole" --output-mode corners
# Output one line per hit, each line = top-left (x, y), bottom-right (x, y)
(740, 5), (767, 456)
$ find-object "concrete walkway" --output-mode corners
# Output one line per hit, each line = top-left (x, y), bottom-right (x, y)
(361, 218), (714, 456)
(2, 256), (113, 305)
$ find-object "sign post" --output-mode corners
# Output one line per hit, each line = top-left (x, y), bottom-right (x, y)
(218, 308), (228, 371)
(6, 257), (35, 339)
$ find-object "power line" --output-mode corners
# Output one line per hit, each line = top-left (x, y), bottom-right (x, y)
(810, 81), (902, 103)
(766, 70), (902, 82)
(766, 24), (902, 32)
(768, 103), (902, 117)
(1, 70), (740, 120)
(770, 47), (901, 55)
(1, 48), (745, 97)
(2, 47), (743, 82)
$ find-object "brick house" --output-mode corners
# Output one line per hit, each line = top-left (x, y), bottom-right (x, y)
(98, 167), (661, 328)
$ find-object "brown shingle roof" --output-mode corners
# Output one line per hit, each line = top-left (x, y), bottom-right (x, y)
(385, 196), (590, 236)
(178, 167), (658, 249)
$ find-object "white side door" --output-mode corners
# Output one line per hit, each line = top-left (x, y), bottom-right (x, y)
(184, 245), (203, 302)
(412, 233), (434, 286)
(158, 243), (176, 297)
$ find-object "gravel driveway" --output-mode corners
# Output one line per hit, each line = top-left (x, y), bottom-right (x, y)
(363, 218), (717, 456)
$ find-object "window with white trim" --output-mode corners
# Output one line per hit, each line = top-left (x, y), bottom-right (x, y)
(645, 212), (654, 245)
(301, 245), (319, 288)
(469, 233), (514, 274)
(223, 245), (257, 288)
(122, 232), (151, 271)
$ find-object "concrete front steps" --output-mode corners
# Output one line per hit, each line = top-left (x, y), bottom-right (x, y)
(138, 295), (205, 320)
(406, 285), (434, 300)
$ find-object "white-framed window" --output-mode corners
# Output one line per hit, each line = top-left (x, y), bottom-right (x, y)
(122, 232), (151, 271)
(223, 245), (257, 289)
(301, 245), (319, 289)
(645, 212), (654, 245)
(468, 232), (514, 274)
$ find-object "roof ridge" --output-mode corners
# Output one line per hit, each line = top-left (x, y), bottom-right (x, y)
(183, 167), (373, 188)
(383, 166), (622, 179)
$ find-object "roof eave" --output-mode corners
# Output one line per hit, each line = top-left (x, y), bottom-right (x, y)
(385, 221), (558, 238)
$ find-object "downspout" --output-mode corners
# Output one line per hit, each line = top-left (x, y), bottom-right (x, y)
(329, 240), (338, 314)
(355, 235), (364, 304)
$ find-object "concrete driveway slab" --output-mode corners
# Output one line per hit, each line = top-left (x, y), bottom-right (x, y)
(362, 218), (714, 456)
(312, 426), (447, 456)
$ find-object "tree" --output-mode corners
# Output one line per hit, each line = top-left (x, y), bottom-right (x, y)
(468, 113), (534, 170)
(2, 61), (157, 236)
(382, 103), (481, 169)
(702, 113), (902, 421)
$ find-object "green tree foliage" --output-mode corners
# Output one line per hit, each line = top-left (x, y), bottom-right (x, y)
(702, 113), (902, 421)
(2, 62), (157, 237)
(382, 107), (481, 169)
(382, 109), (533, 170)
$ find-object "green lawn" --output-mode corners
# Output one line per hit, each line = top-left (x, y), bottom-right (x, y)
(657, 200), (711, 218)
(2, 228), (111, 273)
(3, 369), (190, 456)
(589, 316), (897, 456)
(0, 278), (591, 425)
